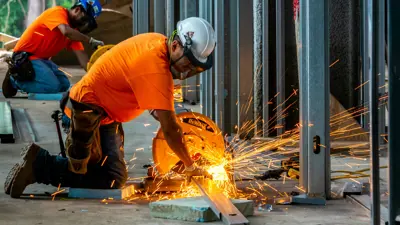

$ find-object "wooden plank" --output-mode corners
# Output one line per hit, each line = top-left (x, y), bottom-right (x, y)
(193, 178), (250, 225)
(4, 39), (19, 50)
(0, 101), (15, 143)
(0, 32), (17, 43)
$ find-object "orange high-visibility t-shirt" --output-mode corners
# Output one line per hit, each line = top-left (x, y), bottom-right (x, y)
(68, 33), (174, 124)
(13, 6), (84, 60)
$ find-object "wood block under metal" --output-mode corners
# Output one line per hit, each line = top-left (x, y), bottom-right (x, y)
(68, 185), (136, 200)
(143, 178), (185, 193)
(0, 101), (15, 143)
(149, 196), (254, 222)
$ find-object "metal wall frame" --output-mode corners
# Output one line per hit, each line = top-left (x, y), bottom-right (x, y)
(361, 0), (384, 223)
(387, 0), (400, 223)
(180, 0), (198, 104)
(262, 0), (270, 137)
(275, 0), (285, 136)
(213, 0), (225, 130)
(253, 0), (263, 137)
(361, 0), (386, 142)
(133, 0), (149, 35)
(237, 0), (254, 138)
(199, 0), (213, 119)
(153, 0), (166, 34)
(297, 0), (330, 204)
(166, 0), (175, 36)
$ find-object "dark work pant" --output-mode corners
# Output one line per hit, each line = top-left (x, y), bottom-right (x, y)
(33, 121), (127, 189)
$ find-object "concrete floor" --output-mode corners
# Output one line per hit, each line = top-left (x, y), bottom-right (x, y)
(0, 62), (375, 225)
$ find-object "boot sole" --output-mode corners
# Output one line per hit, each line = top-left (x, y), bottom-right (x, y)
(10, 144), (40, 198)
(4, 163), (20, 195)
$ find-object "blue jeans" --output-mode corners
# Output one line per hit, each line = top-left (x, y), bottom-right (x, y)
(11, 59), (70, 93)
(33, 122), (127, 189)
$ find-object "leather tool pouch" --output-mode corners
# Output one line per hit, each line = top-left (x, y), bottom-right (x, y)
(8, 52), (35, 82)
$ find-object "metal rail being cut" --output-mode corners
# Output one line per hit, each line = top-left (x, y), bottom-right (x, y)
(193, 178), (249, 225)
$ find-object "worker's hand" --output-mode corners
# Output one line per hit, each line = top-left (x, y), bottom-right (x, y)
(184, 163), (213, 183)
(89, 37), (104, 50)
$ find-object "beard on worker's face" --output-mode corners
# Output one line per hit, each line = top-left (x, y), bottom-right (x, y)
(170, 65), (182, 80)
(68, 16), (81, 28)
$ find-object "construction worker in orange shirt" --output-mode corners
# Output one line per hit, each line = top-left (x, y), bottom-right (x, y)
(2, 0), (104, 98)
(5, 17), (217, 198)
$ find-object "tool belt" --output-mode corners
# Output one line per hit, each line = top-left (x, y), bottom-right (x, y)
(6, 52), (35, 82)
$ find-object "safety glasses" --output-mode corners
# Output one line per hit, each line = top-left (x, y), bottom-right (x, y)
(171, 30), (213, 80)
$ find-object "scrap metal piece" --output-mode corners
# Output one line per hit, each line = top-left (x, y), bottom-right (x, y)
(254, 169), (284, 180)
(193, 178), (250, 225)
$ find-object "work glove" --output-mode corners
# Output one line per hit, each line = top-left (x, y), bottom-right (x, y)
(89, 37), (104, 50)
(183, 163), (213, 183)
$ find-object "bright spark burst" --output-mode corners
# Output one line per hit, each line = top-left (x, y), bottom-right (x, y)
(117, 82), (379, 205)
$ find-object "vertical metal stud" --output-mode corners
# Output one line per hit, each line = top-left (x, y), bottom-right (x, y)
(133, 0), (149, 35)
(253, 0), (263, 137)
(180, 0), (198, 105)
(262, 0), (269, 137)
(229, 0), (239, 135)
(214, 0), (225, 130)
(298, 0), (329, 203)
(199, 0), (213, 118)
(207, 0), (214, 120)
(275, 0), (285, 136)
(361, 0), (370, 130)
(237, 0), (254, 138)
(387, 0), (400, 223)
(153, 0), (165, 34)
(377, 0), (386, 145)
(369, 0), (382, 224)
(166, 0), (174, 36)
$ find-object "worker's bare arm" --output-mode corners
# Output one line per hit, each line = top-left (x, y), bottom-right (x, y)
(57, 24), (90, 43)
(156, 109), (194, 167)
(73, 50), (89, 71)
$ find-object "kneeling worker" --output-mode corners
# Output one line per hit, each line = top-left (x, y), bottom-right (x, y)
(5, 17), (216, 198)
(2, 0), (104, 98)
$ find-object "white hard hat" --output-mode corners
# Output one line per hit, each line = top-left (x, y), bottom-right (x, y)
(176, 17), (216, 64)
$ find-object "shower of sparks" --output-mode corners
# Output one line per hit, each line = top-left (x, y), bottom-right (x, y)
(57, 68), (73, 78)
(111, 81), (382, 205)
(354, 80), (369, 91)
(329, 59), (340, 68)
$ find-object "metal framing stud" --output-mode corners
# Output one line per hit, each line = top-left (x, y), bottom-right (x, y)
(297, 0), (330, 204)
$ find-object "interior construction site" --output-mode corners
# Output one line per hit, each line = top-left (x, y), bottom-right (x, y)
(0, 0), (399, 224)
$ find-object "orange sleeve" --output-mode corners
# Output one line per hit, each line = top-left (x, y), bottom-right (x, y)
(42, 7), (69, 31)
(127, 74), (174, 111)
(68, 41), (84, 51)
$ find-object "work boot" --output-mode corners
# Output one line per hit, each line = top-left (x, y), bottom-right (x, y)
(4, 163), (20, 195)
(10, 143), (40, 198)
(2, 70), (17, 98)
